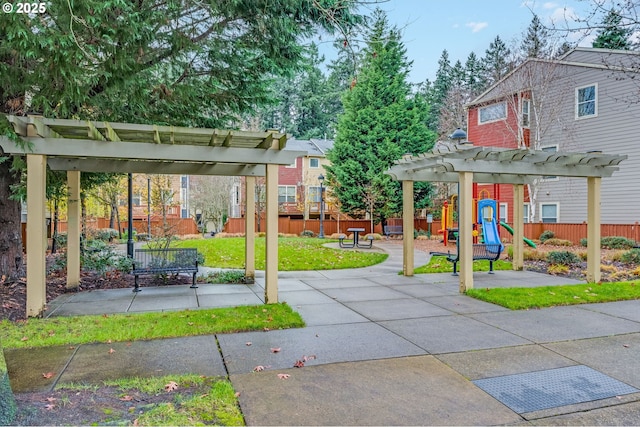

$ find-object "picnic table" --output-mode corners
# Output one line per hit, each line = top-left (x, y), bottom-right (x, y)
(338, 228), (373, 249)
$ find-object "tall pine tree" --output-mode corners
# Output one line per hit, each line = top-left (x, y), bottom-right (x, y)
(592, 9), (633, 50)
(326, 9), (436, 224)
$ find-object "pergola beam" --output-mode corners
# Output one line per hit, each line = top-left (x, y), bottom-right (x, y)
(47, 158), (267, 176)
(0, 136), (304, 165)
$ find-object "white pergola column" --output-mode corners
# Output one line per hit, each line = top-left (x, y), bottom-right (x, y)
(459, 171), (474, 292)
(402, 180), (414, 276)
(66, 171), (81, 289)
(244, 176), (256, 283)
(587, 177), (601, 283)
(264, 164), (279, 303)
(26, 154), (47, 317)
(512, 184), (524, 271)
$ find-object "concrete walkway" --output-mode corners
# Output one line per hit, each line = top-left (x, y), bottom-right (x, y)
(6, 241), (640, 425)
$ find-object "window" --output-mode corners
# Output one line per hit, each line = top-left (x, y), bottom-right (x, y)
(541, 145), (558, 180)
(309, 158), (319, 168)
(540, 203), (558, 223)
(181, 176), (188, 188)
(232, 184), (240, 205)
(278, 185), (296, 203)
(576, 84), (597, 118)
(521, 99), (530, 127)
(479, 102), (506, 124)
(523, 203), (530, 223)
(499, 203), (508, 223)
(308, 186), (322, 203)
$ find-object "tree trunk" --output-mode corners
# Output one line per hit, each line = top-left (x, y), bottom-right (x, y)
(0, 160), (24, 279)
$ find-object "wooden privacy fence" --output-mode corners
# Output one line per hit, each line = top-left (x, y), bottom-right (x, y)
(225, 217), (383, 235)
(224, 217), (640, 244)
(54, 217), (199, 236)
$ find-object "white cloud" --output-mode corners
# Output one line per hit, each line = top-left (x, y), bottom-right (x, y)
(466, 21), (488, 33)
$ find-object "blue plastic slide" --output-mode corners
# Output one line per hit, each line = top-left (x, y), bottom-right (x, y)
(482, 219), (504, 252)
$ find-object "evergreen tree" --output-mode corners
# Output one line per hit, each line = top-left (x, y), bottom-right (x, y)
(592, 9), (633, 50)
(326, 9), (436, 224)
(0, 0), (362, 279)
(521, 15), (552, 59)
(464, 52), (487, 98)
(482, 35), (514, 86)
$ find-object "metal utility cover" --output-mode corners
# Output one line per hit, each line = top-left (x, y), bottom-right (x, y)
(473, 365), (638, 414)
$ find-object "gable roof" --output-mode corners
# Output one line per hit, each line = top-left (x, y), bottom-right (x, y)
(468, 47), (640, 107)
(285, 138), (334, 156)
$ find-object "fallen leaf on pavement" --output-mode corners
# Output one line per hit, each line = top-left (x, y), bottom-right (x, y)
(42, 372), (55, 379)
(246, 342), (252, 346)
(293, 360), (305, 368)
(277, 373), (290, 379)
(235, 392), (241, 397)
(108, 348), (116, 354)
(253, 365), (266, 372)
(270, 347), (281, 353)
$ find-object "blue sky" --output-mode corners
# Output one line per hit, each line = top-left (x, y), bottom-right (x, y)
(320, 0), (594, 83)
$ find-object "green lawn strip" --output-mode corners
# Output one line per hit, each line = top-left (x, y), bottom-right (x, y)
(174, 237), (388, 270)
(1, 304), (304, 349)
(466, 280), (640, 310)
(414, 255), (512, 274)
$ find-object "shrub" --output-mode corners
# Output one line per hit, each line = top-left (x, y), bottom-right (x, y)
(523, 249), (547, 261)
(601, 236), (636, 250)
(300, 230), (315, 237)
(539, 230), (555, 243)
(542, 238), (572, 246)
(580, 238), (588, 247)
(620, 249), (640, 265)
(81, 242), (134, 276)
(547, 250), (580, 266)
(94, 228), (119, 241)
(53, 232), (67, 248)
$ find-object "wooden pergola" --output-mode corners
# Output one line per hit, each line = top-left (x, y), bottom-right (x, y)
(386, 143), (627, 293)
(0, 115), (305, 317)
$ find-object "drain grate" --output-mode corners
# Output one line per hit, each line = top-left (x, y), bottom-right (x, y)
(473, 365), (638, 414)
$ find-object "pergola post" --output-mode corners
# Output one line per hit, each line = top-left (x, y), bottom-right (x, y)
(459, 171), (474, 292)
(402, 180), (414, 276)
(587, 177), (601, 283)
(244, 176), (256, 283)
(512, 184), (525, 271)
(264, 163), (279, 303)
(66, 171), (81, 289)
(26, 154), (47, 317)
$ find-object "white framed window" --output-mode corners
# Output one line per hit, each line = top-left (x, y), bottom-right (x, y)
(576, 83), (597, 119)
(540, 203), (559, 223)
(286, 159), (297, 168)
(521, 99), (530, 127)
(478, 102), (506, 124)
(278, 185), (296, 203)
(523, 203), (530, 223)
(309, 158), (319, 168)
(541, 145), (559, 180)
(499, 203), (508, 223)
(308, 186), (322, 203)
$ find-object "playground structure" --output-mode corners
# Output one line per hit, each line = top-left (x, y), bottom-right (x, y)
(439, 183), (536, 248)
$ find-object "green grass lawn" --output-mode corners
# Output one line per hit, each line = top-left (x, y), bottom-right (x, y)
(414, 255), (513, 274)
(174, 237), (388, 270)
(0, 304), (304, 349)
(466, 281), (640, 310)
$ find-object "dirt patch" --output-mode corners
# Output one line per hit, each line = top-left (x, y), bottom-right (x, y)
(13, 379), (219, 426)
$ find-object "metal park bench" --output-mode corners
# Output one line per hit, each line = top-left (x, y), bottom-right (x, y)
(430, 243), (503, 275)
(383, 225), (403, 238)
(131, 248), (199, 292)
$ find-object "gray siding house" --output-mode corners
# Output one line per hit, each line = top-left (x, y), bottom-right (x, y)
(467, 47), (640, 224)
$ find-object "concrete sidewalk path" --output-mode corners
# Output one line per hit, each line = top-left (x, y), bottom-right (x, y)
(6, 240), (640, 425)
